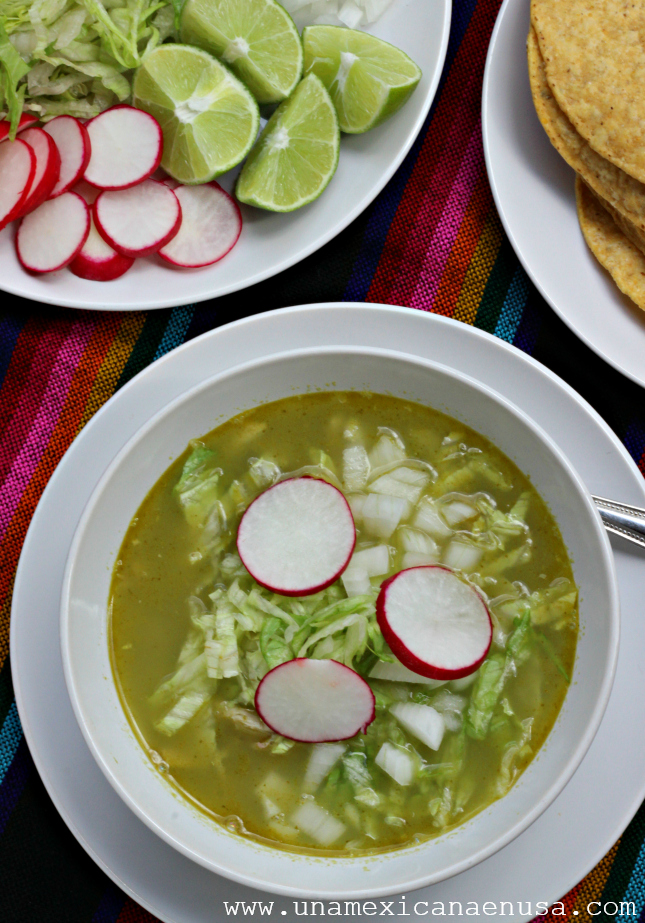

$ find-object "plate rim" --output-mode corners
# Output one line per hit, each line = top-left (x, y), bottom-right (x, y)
(0, 2), (452, 312)
(481, 0), (645, 391)
(10, 303), (645, 921)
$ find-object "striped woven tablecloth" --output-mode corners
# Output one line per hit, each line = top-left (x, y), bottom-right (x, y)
(2, 0), (645, 919)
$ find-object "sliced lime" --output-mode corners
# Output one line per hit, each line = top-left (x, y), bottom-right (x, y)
(180, 0), (303, 105)
(133, 44), (259, 185)
(236, 74), (340, 213)
(302, 25), (422, 134)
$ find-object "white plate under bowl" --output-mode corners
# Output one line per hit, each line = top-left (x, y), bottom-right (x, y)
(0, 0), (450, 311)
(61, 345), (617, 898)
(11, 305), (645, 922)
(482, 0), (645, 390)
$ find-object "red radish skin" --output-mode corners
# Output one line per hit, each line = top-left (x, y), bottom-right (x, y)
(158, 183), (242, 268)
(237, 477), (356, 597)
(17, 191), (90, 273)
(43, 116), (91, 198)
(0, 114), (38, 142)
(0, 139), (36, 231)
(376, 566), (493, 680)
(15, 128), (61, 216)
(84, 106), (163, 190)
(69, 216), (134, 281)
(255, 659), (376, 743)
(93, 180), (181, 258)
(70, 180), (132, 280)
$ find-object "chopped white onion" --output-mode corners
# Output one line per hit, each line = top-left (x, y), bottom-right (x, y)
(375, 742), (415, 786)
(353, 544), (390, 575)
(343, 445), (370, 491)
(402, 550), (438, 569)
(283, 0), (394, 28)
(368, 466), (430, 505)
(440, 500), (478, 526)
(347, 492), (367, 519)
(341, 565), (371, 597)
(303, 743), (347, 792)
(369, 433), (405, 469)
(399, 527), (440, 557)
(362, 492), (411, 539)
(442, 540), (483, 572)
(390, 702), (445, 751)
(339, 0), (364, 27)
(414, 497), (453, 539)
(291, 802), (346, 846)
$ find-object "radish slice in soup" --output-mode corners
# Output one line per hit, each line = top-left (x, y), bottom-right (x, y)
(237, 476), (356, 596)
(255, 659), (375, 742)
(376, 565), (492, 680)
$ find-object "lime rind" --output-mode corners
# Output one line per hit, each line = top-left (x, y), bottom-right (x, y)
(302, 25), (422, 134)
(180, 0), (303, 104)
(133, 44), (260, 185)
(236, 74), (340, 213)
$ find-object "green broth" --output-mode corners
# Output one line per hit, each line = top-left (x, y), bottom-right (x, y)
(109, 391), (577, 854)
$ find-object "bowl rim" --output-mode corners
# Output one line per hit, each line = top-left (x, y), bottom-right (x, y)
(60, 344), (620, 898)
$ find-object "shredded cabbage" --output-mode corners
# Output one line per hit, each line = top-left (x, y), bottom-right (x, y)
(144, 427), (574, 840)
(0, 0), (176, 134)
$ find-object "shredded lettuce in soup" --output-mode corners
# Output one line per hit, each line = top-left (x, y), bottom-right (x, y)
(110, 392), (578, 853)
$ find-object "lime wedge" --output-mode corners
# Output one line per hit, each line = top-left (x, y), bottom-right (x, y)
(180, 0), (303, 105)
(302, 25), (422, 134)
(133, 44), (259, 185)
(236, 74), (340, 212)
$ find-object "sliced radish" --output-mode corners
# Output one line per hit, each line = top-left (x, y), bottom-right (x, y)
(16, 191), (90, 273)
(0, 139), (35, 231)
(69, 214), (134, 281)
(43, 116), (91, 198)
(70, 180), (127, 281)
(255, 659), (375, 742)
(84, 105), (162, 190)
(93, 180), (181, 258)
(15, 128), (61, 216)
(0, 113), (38, 142)
(376, 566), (492, 680)
(158, 183), (242, 268)
(237, 477), (356, 596)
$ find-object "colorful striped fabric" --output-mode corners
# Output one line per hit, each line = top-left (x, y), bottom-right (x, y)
(1, 0), (645, 920)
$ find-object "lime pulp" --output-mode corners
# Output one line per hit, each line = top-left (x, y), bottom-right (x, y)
(133, 43), (259, 185)
(303, 25), (421, 134)
(236, 73), (340, 213)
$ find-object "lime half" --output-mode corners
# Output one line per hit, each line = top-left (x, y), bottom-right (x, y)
(236, 74), (340, 212)
(133, 44), (259, 185)
(180, 0), (303, 105)
(303, 25), (422, 134)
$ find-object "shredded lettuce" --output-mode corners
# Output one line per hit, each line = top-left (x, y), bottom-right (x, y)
(0, 0), (176, 126)
(145, 423), (576, 853)
(0, 21), (29, 134)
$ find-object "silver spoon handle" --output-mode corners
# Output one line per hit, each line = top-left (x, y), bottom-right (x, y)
(593, 495), (645, 549)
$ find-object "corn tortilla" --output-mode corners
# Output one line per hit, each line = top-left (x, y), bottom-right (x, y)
(531, 0), (645, 185)
(576, 177), (645, 312)
(527, 28), (645, 240)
